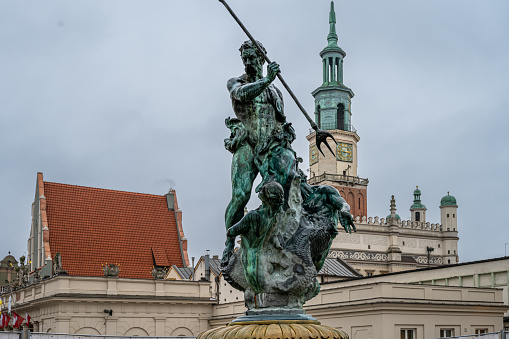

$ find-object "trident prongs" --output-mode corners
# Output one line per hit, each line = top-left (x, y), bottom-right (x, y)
(314, 128), (337, 157)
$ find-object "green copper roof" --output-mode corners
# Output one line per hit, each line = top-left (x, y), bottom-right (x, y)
(440, 192), (457, 206)
(321, 1), (345, 56)
(386, 213), (401, 220)
(410, 202), (426, 209)
(410, 186), (426, 210)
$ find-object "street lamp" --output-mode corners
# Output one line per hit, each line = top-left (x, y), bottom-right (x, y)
(426, 246), (434, 267)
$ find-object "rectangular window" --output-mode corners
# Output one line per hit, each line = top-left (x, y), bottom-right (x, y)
(401, 329), (415, 339)
(440, 329), (454, 337)
(475, 329), (488, 334)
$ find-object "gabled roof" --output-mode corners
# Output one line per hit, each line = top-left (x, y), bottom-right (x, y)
(318, 257), (362, 278)
(172, 266), (194, 280)
(42, 175), (187, 279)
(209, 257), (221, 276)
(193, 255), (222, 278)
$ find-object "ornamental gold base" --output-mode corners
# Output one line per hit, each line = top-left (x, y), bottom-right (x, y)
(197, 319), (348, 339)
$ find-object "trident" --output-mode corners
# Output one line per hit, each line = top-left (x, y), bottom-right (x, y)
(219, 0), (338, 157)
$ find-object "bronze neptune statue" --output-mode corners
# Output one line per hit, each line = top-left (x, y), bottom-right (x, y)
(221, 38), (355, 315)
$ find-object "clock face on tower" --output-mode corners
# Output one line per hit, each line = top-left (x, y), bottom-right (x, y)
(336, 143), (353, 162)
(309, 145), (319, 165)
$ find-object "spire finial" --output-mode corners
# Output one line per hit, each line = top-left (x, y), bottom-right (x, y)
(327, 1), (338, 47)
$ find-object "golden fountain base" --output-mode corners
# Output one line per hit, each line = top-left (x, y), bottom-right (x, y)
(197, 319), (348, 339)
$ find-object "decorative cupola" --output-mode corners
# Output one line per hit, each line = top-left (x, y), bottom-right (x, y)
(387, 195), (400, 224)
(312, 0), (354, 132)
(410, 186), (427, 222)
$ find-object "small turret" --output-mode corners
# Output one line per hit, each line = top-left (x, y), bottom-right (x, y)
(440, 191), (458, 231)
(410, 186), (427, 222)
(440, 192), (459, 264)
(387, 195), (402, 266)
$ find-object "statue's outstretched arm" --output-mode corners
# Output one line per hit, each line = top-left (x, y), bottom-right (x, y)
(229, 77), (270, 102)
(228, 62), (280, 102)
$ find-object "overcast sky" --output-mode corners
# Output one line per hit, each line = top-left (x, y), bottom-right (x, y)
(1, 0), (508, 265)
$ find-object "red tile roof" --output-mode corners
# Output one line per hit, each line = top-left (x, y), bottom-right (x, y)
(43, 181), (185, 279)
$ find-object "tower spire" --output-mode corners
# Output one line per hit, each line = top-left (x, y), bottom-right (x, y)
(328, 1), (338, 47)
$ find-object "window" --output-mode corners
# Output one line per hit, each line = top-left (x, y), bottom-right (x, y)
(317, 105), (321, 129)
(448, 250), (450, 254)
(475, 329), (488, 334)
(368, 245), (371, 249)
(438, 244), (441, 248)
(403, 241), (405, 246)
(440, 329), (454, 337)
(401, 329), (415, 339)
(448, 259), (451, 264)
(337, 103), (345, 130)
(447, 214), (449, 217)
(366, 272), (373, 277)
(415, 212), (420, 221)
(453, 214), (455, 218)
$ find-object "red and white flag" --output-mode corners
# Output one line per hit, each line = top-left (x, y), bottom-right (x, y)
(11, 311), (24, 329)
(25, 313), (31, 326)
(1, 314), (11, 328)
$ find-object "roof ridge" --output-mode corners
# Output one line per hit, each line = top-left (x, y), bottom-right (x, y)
(44, 181), (165, 197)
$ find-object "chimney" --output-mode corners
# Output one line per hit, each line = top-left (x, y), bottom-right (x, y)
(165, 188), (175, 211)
(212, 255), (219, 260)
(204, 251), (210, 282)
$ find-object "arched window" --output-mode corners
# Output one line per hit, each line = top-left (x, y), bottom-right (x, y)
(337, 103), (345, 130)
(357, 193), (365, 215)
(339, 191), (346, 200)
(415, 211), (420, 221)
(347, 192), (355, 215)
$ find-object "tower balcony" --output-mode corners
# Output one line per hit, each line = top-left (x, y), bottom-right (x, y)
(308, 172), (369, 186)
(309, 124), (357, 135)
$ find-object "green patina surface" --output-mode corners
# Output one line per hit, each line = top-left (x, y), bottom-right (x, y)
(441, 192), (457, 206)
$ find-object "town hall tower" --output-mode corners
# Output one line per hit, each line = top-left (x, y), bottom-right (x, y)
(307, 1), (368, 218)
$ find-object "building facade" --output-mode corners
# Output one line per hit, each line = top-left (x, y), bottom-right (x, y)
(0, 275), (214, 335)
